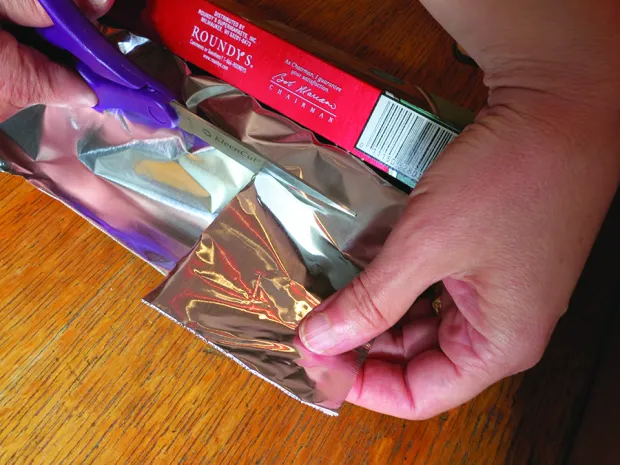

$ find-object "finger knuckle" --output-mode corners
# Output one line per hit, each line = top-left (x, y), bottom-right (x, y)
(505, 330), (549, 374)
(348, 274), (390, 332)
(516, 340), (547, 372)
(0, 32), (18, 97)
(0, 32), (49, 111)
(0, 0), (50, 27)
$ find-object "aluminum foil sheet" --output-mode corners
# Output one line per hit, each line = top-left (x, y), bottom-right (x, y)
(0, 28), (408, 413)
(0, 29), (244, 271)
(146, 174), (370, 413)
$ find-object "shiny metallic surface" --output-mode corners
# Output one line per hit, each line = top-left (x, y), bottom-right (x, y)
(1, 106), (227, 271)
(171, 101), (357, 217)
(146, 174), (371, 414)
(0, 30), (408, 413)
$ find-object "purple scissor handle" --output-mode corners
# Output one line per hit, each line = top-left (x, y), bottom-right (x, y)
(37, 0), (179, 128)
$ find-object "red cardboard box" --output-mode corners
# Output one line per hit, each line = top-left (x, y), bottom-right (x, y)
(147, 0), (473, 187)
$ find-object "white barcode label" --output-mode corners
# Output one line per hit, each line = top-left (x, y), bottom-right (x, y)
(356, 95), (458, 181)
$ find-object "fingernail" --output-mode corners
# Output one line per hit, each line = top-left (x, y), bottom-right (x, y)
(76, 92), (98, 108)
(52, 94), (96, 109)
(89, 0), (109, 5)
(299, 313), (334, 353)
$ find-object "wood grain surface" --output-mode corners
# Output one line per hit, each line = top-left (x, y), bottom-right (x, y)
(1, 0), (619, 463)
(568, 300), (620, 465)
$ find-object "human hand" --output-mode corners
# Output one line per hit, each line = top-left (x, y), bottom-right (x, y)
(0, 0), (114, 122)
(299, 0), (620, 419)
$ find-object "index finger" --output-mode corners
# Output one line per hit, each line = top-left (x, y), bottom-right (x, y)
(346, 350), (494, 420)
(347, 302), (506, 419)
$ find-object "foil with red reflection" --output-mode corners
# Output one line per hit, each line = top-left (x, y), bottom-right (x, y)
(146, 174), (375, 413)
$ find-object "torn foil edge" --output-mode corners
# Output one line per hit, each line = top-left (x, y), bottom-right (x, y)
(142, 300), (338, 416)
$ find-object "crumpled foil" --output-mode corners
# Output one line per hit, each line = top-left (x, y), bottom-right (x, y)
(146, 174), (370, 412)
(0, 28), (408, 414)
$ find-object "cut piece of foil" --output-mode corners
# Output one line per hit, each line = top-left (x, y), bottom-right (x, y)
(146, 174), (370, 414)
(0, 28), (408, 413)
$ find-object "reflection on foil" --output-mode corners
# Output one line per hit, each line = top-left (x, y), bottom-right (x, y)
(147, 174), (370, 414)
(0, 106), (235, 271)
(79, 136), (253, 219)
(0, 27), (409, 413)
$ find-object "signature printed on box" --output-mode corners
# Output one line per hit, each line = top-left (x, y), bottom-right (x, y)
(270, 72), (338, 121)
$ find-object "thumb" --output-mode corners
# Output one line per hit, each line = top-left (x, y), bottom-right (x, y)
(299, 201), (449, 355)
(0, 30), (97, 122)
(0, 0), (114, 27)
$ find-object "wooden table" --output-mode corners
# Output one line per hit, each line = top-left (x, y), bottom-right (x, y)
(1, 1), (619, 463)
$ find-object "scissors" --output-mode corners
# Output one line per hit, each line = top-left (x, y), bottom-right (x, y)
(36, 0), (356, 218)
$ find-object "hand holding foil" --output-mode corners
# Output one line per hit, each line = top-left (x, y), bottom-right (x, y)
(298, 0), (620, 419)
(4, 0), (618, 422)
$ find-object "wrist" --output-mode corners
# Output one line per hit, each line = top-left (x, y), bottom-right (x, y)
(482, 87), (620, 183)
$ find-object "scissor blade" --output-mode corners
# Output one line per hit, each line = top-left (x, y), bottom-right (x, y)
(172, 102), (356, 217)
(262, 164), (357, 217)
(173, 101), (266, 173)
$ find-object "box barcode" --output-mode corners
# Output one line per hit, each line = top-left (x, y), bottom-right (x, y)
(356, 95), (458, 182)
